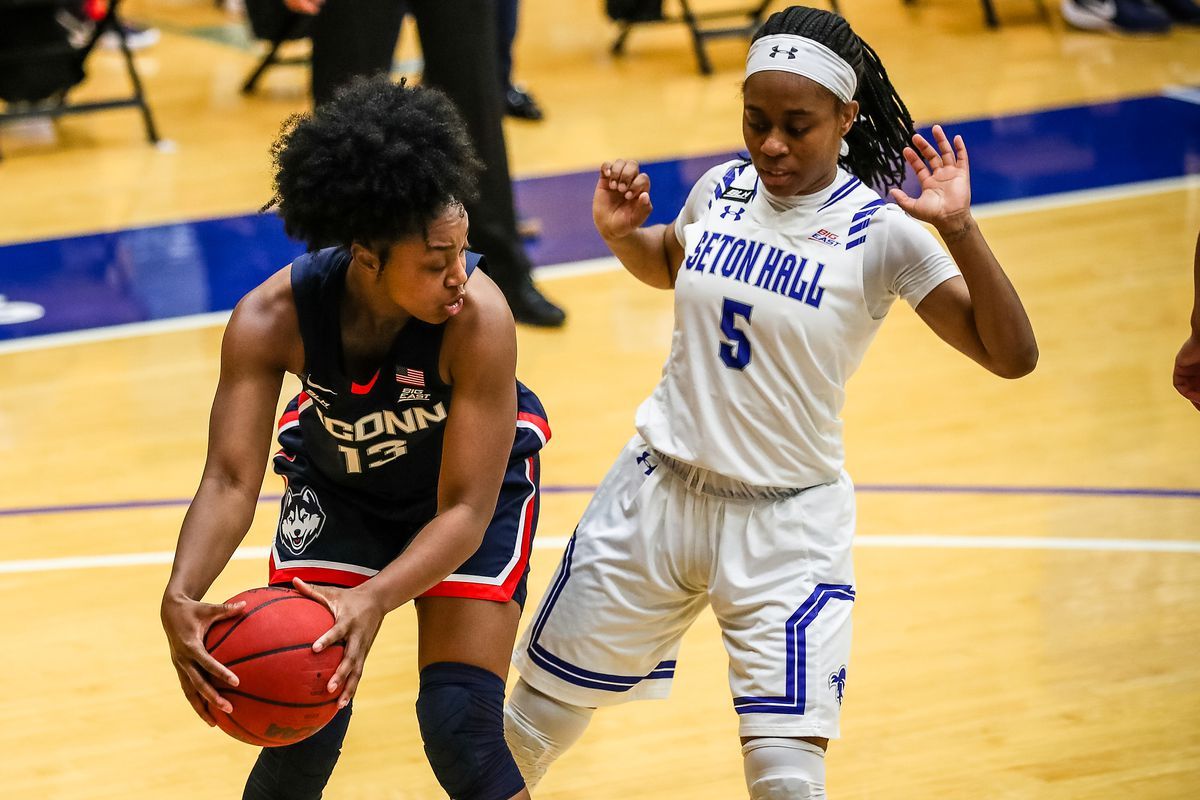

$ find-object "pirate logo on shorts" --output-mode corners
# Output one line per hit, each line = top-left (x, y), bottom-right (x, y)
(279, 485), (326, 555)
(829, 666), (847, 706)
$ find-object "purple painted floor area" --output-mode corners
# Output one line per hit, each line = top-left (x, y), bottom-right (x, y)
(517, 153), (739, 266)
(1, 93), (1198, 340)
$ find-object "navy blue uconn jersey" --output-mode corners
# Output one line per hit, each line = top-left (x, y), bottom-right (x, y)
(273, 246), (550, 523)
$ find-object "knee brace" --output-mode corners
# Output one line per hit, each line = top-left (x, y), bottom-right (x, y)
(503, 678), (594, 790)
(415, 662), (525, 800)
(742, 737), (827, 800)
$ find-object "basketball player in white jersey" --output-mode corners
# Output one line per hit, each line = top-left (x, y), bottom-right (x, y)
(502, 6), (1038, 799)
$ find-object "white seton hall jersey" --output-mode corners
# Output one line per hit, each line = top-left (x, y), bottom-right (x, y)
(635, 160), (959, 488)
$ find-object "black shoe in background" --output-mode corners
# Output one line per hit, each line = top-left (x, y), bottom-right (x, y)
(505, 278), (566, 328)
(1152, 0), (1200, 22)
(504, 86), (545, 121)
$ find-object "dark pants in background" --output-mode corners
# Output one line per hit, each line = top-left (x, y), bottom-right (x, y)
(310, 0), (539, 307)
(495, 0), (518, 92)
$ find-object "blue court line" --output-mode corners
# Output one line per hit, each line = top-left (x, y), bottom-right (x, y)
(1, 92), (1198, 342)
(2, 483), (1198, 518)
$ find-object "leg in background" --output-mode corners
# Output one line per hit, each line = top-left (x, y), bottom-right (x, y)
(742, 736), (828, 800)
(503, 678), (594, 791)
(310, 0), (405, 106)
(242, 704), (353, 800)
(409, 0), (564, 326)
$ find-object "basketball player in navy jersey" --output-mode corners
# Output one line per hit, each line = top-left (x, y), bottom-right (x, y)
(160, 76), (546, 800)
(503, 7), (1037, 799)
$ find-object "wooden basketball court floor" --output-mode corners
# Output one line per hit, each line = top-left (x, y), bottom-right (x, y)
(1, 1), (1198, 797)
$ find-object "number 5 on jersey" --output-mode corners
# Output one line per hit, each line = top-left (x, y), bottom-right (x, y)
(719, 298), (753, 370)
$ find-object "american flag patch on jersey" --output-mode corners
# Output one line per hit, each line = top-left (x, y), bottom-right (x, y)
(396, 368), (425, 387)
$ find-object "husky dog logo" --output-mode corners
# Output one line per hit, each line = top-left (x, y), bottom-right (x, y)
(829, 666), (847, 706)
(279, 485), (326, 555)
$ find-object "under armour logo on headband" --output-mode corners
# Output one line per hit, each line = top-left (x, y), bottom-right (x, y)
(748, 35), (858, 104)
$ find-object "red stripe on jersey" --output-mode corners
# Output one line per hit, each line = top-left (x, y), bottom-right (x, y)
(421, 457), (537, 603)
(269, 563), (370, 589)
(277, 392), (311, 430)
(517, 411), (552, 443)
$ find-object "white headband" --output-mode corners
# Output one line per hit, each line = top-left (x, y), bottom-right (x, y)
(745, 34), (858, 104)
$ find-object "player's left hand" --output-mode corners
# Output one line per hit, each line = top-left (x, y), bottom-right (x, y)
(889, 125), (973, 236)
(1173, 332), (1200, 411)
(293, 578), (385, 709)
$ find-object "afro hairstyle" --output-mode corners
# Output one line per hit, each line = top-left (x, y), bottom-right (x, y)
(265, 75), (483, 252)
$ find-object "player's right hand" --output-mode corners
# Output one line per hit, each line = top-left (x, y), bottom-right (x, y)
(1174, 332), (1200, 411)
(292, 578), (384, 711)
(594, 159), (653, 241)
(160, 592), (246, 726)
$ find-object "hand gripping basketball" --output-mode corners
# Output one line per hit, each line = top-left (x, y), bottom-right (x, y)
(291, 578), (386, 711)
(202, 586), (347, 746)
(162, 591), (246, 727)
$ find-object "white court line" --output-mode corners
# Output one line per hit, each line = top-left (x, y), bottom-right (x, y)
(0, 310), (233, 355)
(3, 174), (1199, 357)
(536, 256), (622, 281)
(1163, 85), (1200, 106)
(3, 534), (1198, 576)
(0, 261), (620, 356)
(971, 174), (1200, 220)
(851, 534), (1200, 552)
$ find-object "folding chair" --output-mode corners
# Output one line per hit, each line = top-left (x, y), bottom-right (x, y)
(240, 0), (312, 95)
(901, 0), (1049, 28)
(0, 0), (159, 157)
(611, 0), (841, 75)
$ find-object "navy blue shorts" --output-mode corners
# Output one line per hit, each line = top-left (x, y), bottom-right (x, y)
(268, 411), (549, 608)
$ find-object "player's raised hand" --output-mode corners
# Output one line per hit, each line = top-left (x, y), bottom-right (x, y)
(160, 594), (245, 725)
(594, 159), (653, 240)
(294, 578), (385, 709)
(1174, 333), (1200, 411)
(889, 125), (973, 234)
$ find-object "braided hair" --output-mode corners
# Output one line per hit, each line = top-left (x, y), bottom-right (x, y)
(752, 6), (914, 189)
(263, 75), (482, 252)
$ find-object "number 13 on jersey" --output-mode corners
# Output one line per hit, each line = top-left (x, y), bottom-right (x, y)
(719, 297), (753, 370)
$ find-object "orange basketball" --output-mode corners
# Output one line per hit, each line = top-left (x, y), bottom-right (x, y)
(204, 586), (343, 747)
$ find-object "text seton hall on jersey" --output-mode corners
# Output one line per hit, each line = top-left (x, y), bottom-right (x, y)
(683, 231), (828, 309)
(314, 401), (448, 474)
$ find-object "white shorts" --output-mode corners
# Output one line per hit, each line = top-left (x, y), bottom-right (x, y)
(513, 436), (857, 739)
